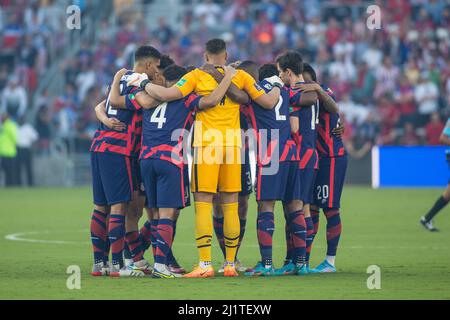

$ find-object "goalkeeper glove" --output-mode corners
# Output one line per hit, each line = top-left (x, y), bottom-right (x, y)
(264, 75), (284, 88)
(127, 73), (148, 87)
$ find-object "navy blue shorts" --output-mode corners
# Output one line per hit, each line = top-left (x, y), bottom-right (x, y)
(314, 156), (347, 209)
(300, 167), (317, 204)
(183, 164), (191, 207)
(239, 148), (252, 197)
(132, 157), (146, 196)
(91, 152), (136, 206)
(140, 158), (189, 209)
(255, 161), (301, 202)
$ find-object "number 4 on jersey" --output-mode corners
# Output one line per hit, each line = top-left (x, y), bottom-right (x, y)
(151, 103), (168, 129)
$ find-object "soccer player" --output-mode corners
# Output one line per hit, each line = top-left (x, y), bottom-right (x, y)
(298, 63), (347, 273)
(128, 39), (281, 277)
(112, 64), (238, 277)
(210, 60), (260, 273)
(89, 45), (161, 277)
(275, 51), (318, 275)
(133, 54), (186, 273)
(240, 62), (317, 276)
(420, 117), (450, 231)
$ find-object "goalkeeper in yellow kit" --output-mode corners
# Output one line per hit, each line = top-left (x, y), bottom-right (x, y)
(132, 39), (281, 277)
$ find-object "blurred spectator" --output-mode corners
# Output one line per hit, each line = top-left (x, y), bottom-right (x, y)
(0, 114), (18, 186)
(305, 16), (325, 53)
(53, 84), (78, 148)
(378, 96), (400, 145)
(339, 93), (369, 125)
(395, 75), (416, 125)
(252, 12), (274, 45)
(1, 77), (27, 120)
(35, 105), (51, 155)
(398, 122), (420, 146)
(16, 116), (38, 186)
(351, 61), (375, 104)
(233, 11), (253, 45)
(154, 17), (173, 45)
(193, 0), (221, 29)
(374, 57), (399, 99)
(414, 72), (440, 126)
(425, 112), (445, 145)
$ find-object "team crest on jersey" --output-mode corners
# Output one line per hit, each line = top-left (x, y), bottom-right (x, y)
(176, 78), (187, 87)
(254, 83), (263, 91)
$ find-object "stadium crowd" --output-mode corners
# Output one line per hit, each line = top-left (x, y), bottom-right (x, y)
(0, 0), (449, 176)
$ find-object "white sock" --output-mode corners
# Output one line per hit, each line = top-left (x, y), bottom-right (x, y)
(199, 261), (211, 268)
(134, 259), (148, 267)
(226, 261), (235, 267)
(326, 255), (335, 266)
(124, 258), (133, 267)
(154, 263), (166, 271)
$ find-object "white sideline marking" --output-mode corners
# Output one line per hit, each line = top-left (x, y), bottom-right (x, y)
(5, 230), (90, 245)
(4, 230), (449, 250)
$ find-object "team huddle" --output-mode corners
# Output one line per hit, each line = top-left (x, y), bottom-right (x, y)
(89, 38), (347, 278)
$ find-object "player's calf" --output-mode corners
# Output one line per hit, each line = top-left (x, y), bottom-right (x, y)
(108, 203), (127, 276)
(90, 205), (110, 276)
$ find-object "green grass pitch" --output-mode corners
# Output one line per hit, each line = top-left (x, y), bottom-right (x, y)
(0, 186), (449, 300)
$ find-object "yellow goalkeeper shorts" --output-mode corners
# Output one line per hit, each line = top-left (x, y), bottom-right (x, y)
(191, 146), (242, 193)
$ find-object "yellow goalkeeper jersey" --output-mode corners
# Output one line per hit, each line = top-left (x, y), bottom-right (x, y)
(175, 68), (264, 147)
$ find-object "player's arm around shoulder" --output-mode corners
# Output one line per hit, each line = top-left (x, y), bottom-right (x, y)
(290, 82), (320, 109)
(133, 91), (161, 109)
(200, 64), (249, 105)
(145, 70), (197, 102)
(198, 65), (237, 110)
(225, 69), (249, 104)
(109, 68), (127, 109)
(94, 100), (126, 131)
(250, 75), (281, 110)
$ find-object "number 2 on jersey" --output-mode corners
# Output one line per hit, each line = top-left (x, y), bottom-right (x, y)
(275, 96), (286, 121)
(151, 103), (167, 129)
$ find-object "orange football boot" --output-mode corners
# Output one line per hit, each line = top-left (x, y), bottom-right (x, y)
(183, 265), (215, 278)
(223, 265), (239, 277)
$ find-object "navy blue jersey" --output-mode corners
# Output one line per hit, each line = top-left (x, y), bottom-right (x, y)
(246, 80), (299, 166)
(140, 94), (200, 167)
(316, 85), (346, 158)
(240, 104), (251, 150)
(90, 70), (143, 157)
(290, 82), (319, 169)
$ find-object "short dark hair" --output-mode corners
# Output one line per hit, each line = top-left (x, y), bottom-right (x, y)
(163, 64), (187, 82)
(184, 65), (196, 73)
(237, 60), (259, 79)
(158, 55), (175, 70)
(134, 45), (161, 63)
(258, 63), (278, 81)
(303, 63), (317, 82)
(238, 60), (257, 70)
(276, 51), (304, 75)
(205, 38), (226, 54)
